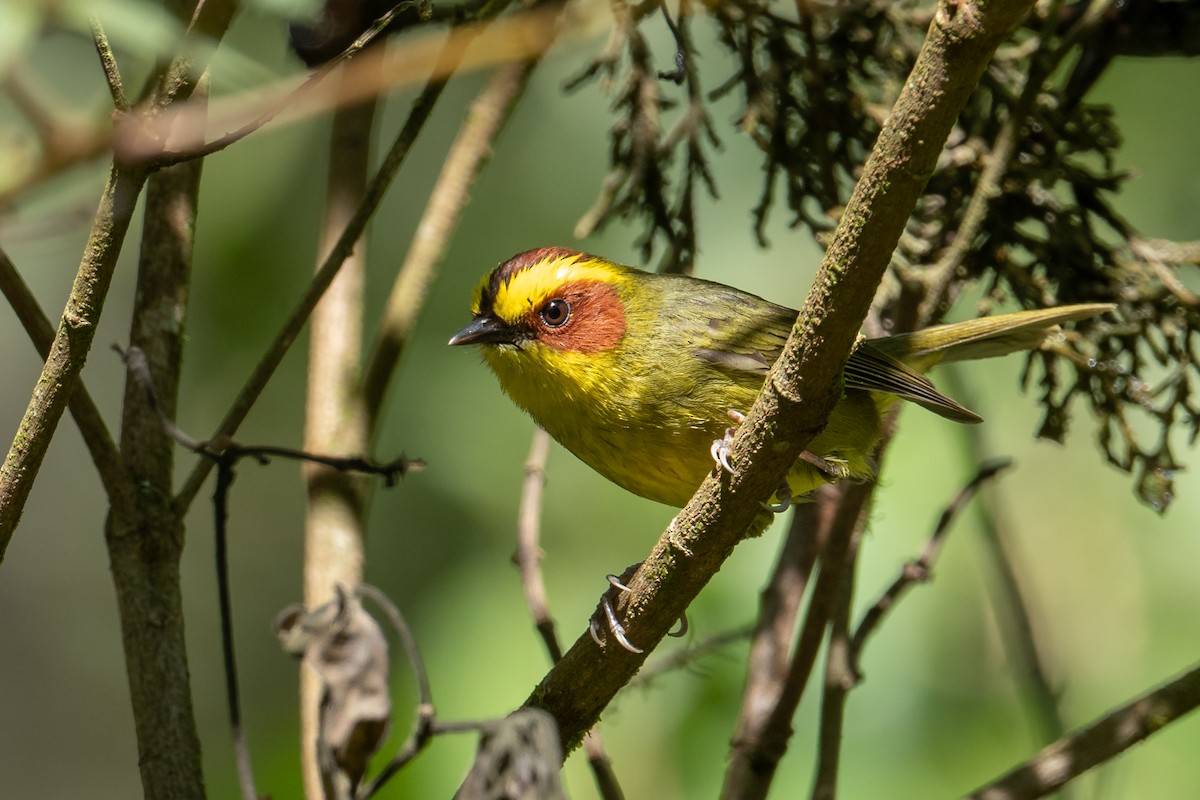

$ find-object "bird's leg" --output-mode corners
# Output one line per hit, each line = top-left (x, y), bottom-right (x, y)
(588, 563), (688, 654)
(798, 450), (846, 479)
(712, 409), (845, 511)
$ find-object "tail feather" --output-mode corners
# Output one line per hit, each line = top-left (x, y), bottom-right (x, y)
(871, 303), (1114, 369)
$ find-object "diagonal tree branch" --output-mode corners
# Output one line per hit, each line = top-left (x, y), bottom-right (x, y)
(0, 246), (125, 508)
(962, 660), (1200, 799)
(522, 0), (1039, 752)
(173, 50), (461, 512)
(362, 57), (540, 434)
(0, 163), (147, 562)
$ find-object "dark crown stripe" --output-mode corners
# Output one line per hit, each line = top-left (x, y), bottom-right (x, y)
(483, 247), (588, 309)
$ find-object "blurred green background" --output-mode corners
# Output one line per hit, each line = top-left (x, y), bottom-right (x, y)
(2, 2), (1199, 798)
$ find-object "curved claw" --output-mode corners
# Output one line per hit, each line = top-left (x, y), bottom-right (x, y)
(591, 572), (688, 652)
(602, 595), (643, 654)
(668, 610), (689, 638)
(710, 409), (749, 475)
(762, 480), (793, 513)
(710, 435), (735, 474)
(607, 573), (631, 592)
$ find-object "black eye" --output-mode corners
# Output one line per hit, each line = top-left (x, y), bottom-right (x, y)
(540, 298), (571, 328)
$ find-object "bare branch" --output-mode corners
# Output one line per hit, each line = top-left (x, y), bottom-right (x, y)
(963, 660), (1200, 799)
(362, 57), (540, 431)
(811, 525), (862, 800)
(173, 61), (454, 511)
(0, 246), (124, 508)
(0, 164), (147, 563)
(115, 7), (564, 167)
(847, 458), (1013, 678)
(300, 72), (380, 796)
(725, 496), (829, 783)
(516, 428), (559, 659)
(89, 15), (129, 111)
(724, 482), (873, 800)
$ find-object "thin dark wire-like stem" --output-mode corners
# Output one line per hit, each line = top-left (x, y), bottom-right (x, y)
(118, 343), (415, 800)
(119, 345), (421, 483)
(212, 460), (258, 800)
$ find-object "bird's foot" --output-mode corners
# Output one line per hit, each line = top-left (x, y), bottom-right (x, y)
(799, 450), (851, 480)
(588, 564), (688, 654)
(712, 410), (847, 511)
(710, 409), (746, 474)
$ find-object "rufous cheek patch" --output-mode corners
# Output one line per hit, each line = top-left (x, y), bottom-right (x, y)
(531, 281), (627, 354)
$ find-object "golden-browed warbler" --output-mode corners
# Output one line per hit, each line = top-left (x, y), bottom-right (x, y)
(450, 247), (1112, 507)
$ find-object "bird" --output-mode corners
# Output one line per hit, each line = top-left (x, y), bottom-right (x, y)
(449, 247), (1113, 508)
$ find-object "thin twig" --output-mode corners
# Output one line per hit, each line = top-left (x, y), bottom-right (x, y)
(512, 428), (624, 799)
(920, 0), (1118, 321)
(726, 496), (829, 774)
(0, 246), (124, 508)
(723, 482), (874, 800)
(117, 343), (419, 799)
(173, 59), (456, 512)
(117, 7), (559, 167)
(516, 428), (560, 659)
(361, 56), (540, 433)
(847, 458), (1013, 677)
(0, 164), (147, 563)
(89, 15), (129, 110)
(962, 660), (1200, 799)
(810, 528), (862, 800)
(630, 625), (754, 687)
(119, 345), (422, 483)
(150, 1), (411, 167)
(355, 585), (437, 800)
(942, 369), (1070, 749)
(212, 459), (258, 800)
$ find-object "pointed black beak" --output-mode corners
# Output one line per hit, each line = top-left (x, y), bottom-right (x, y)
(448, 315), (520, 346)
